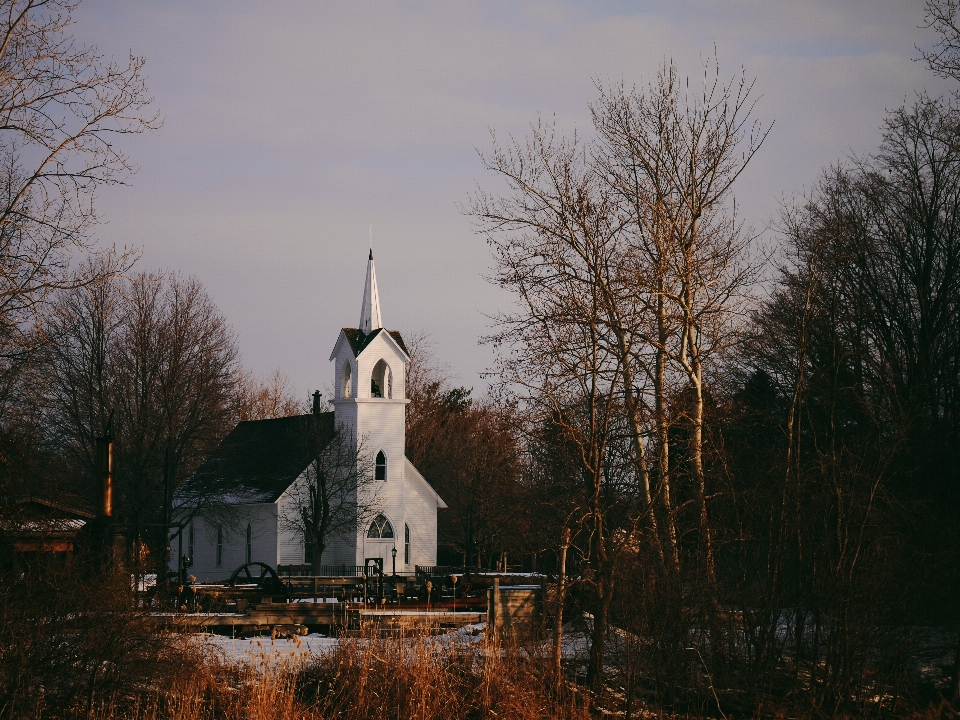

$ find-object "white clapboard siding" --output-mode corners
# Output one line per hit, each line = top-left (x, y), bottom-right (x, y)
(170, 454), (442, 580)
(276, 471), (308, 566)
(404, 457), (443, 567)
(171, 504), (278, 583)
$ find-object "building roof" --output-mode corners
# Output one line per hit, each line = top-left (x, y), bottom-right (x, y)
(0, 496), (95, 536)
(12, 495), (96, 519)
(340, 327), (409, 357)
(178, 412), (335, 506)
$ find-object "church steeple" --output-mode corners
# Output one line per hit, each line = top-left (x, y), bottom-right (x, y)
(358, 249), (382, 335)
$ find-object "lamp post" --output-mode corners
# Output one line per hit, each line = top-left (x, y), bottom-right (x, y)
(391, 546), (397, 577)
(451, 575), (458, 615)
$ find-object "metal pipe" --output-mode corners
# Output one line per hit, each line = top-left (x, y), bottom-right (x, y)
(96, 434), (113, 518)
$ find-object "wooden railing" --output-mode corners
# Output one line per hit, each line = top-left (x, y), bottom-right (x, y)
(278, 564), (366, 577)
(415, 565), (462, 578)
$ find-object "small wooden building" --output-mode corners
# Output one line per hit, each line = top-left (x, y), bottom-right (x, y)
(0, 496), (96, 567)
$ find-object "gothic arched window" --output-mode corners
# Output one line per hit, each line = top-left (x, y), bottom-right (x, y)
(404, 523), (410, 564)
(367, 514), (394, 539)
(342, 361), (352, 398)
(375, 450), (386, 481)
(371, 359), (391, 398)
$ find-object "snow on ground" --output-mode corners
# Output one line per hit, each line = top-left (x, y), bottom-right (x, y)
(429, 622), (487, 647)
(195, 632), (338, 669)
(189, 617), (599, 672)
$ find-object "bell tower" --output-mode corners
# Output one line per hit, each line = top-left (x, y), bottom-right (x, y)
(328, 251), (411, 567)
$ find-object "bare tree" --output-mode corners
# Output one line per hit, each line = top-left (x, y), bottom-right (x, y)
(471, 56), (766, 686)
(471, 121), (637, 686)
(44, 271), (238, 573)
(42, 257), (121, 493)
(0, 0), (156, 493)
(235, 367), (305, 421)
(0, 0), (156, 376)
(922, 0), (960, 81)
(593, 59), (767, 586)
(281, 421), (381, 573)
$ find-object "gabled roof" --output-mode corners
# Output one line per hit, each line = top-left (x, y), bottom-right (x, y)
(13, 495), (96, 519)
(178, 412), (335, 506)
(0, 496), (95, 534)
(339, 327), (410, 359)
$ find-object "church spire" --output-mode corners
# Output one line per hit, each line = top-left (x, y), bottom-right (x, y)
(358, 249), (382, 334)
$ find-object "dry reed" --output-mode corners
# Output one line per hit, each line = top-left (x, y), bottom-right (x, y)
(7, 628), (590, 720)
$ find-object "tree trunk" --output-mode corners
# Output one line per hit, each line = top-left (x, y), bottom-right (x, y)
(681, 214), (716, 590)
(310, 534), (325, 575)
(586, 539), (615, 688)
(689, 359), (716, 587)
(619, 354), (664, 566)
(553, 527), (570, 693)
(656, 288), (681, 572)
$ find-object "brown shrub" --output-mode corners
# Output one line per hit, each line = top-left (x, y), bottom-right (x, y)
(0, 556), (211, 719)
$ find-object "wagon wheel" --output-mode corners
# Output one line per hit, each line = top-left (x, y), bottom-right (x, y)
(228, 562), (287, 598)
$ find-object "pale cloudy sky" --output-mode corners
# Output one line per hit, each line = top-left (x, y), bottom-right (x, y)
(74, 1), (953, 398)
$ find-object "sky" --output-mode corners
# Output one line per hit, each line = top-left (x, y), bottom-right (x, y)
(73, 0), (954, 400)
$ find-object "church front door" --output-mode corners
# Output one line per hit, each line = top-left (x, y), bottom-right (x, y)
(365, 541), (396, 577)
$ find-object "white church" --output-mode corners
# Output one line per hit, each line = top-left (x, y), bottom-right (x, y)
(174, 252), (446, 582)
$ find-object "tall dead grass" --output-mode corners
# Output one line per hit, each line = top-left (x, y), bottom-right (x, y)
(298, 632), (587, 720)
(7, 629), (590, 720)
(0, 550), (588, 720)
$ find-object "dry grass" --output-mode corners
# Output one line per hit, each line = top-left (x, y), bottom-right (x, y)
(298, 632), (587, 720)
(8, 622), (958, 720)
(9, 630), (590, 720)
(0, 555), (591, 720)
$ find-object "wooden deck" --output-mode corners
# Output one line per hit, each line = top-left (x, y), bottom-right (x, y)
(150, 601), (485, 636)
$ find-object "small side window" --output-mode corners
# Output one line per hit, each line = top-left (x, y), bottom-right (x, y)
(375, 451), (386, 481)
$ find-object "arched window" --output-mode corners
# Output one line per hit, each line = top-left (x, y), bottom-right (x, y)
(371, 359), (391, 398)
(245, 523), (252, 564)
(404, 524), (410, 565)
(367, 514), (394, 539)
(375, 450), (387, 481)
(342, 361), (352, 398)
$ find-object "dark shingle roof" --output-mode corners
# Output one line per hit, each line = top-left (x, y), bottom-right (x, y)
(11, 495), (96, 519)
(341, 328), (409, 357)
(180, 412), (335, 505)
